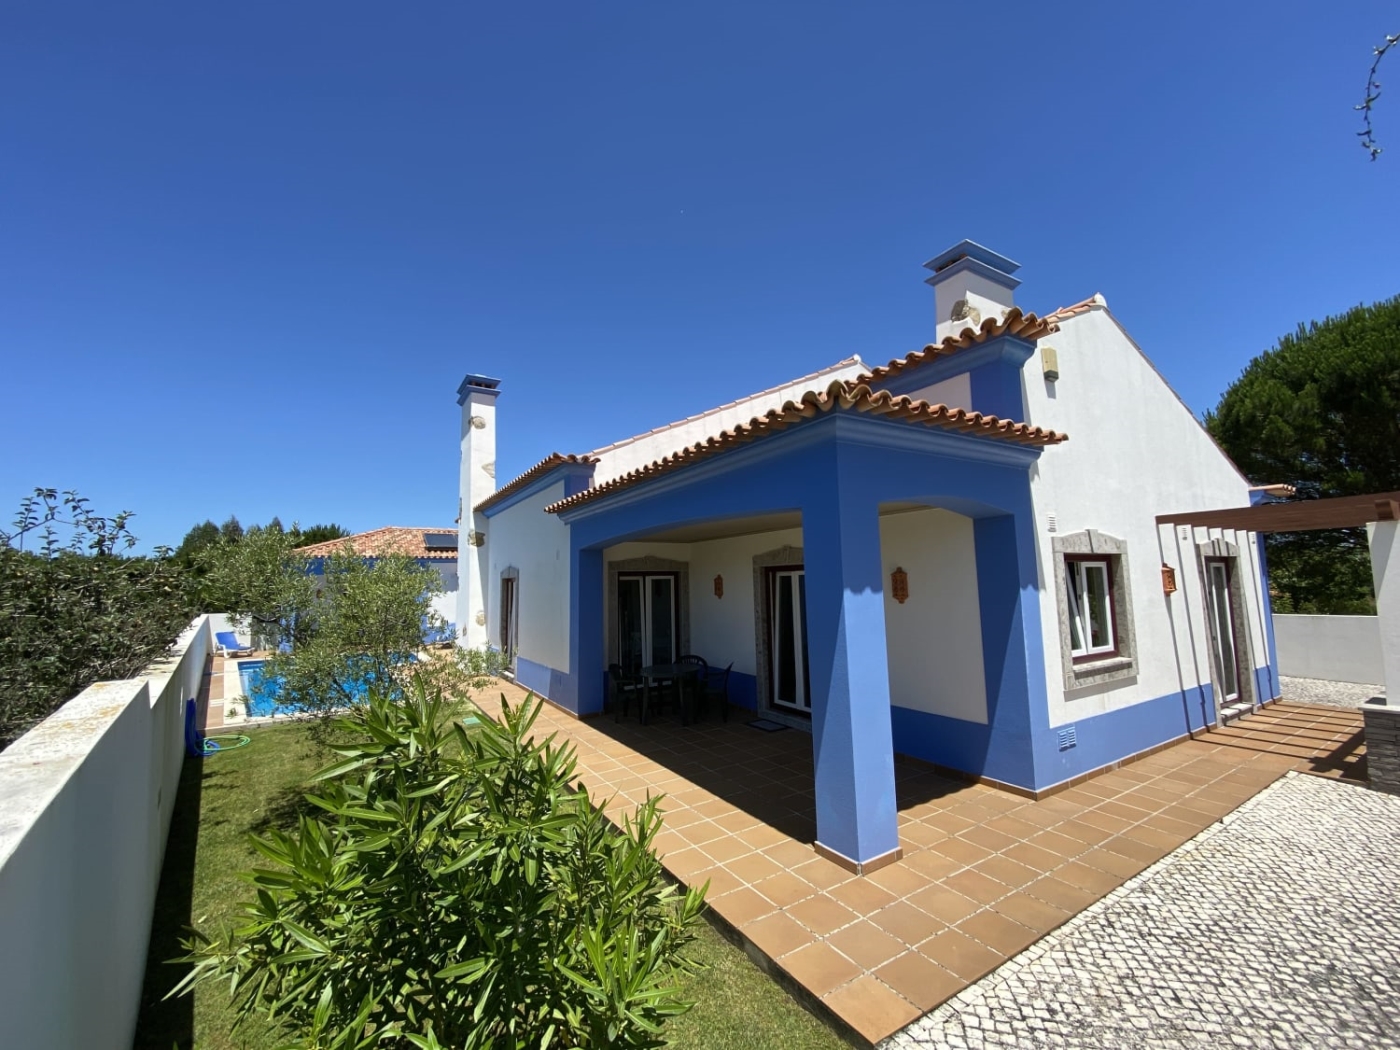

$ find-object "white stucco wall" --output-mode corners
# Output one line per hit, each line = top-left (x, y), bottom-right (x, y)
(880, 508), (987, 722)
(591, 361), (866, 484)
(1021, 306), (1270, 727)
(687, 528), (803, 677)
(0, 616), (213, 1050)
(458, 388), (497, 647)
(429, 563), (458, 629)
(1273, 614), (1382, 685)
(904, 372), (972, 409)
(487, 481), (571, 673)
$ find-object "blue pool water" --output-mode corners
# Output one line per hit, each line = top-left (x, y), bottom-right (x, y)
(238, 657), (407, 717)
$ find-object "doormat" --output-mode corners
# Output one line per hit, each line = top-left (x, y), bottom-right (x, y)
(747, 718), (789, 732)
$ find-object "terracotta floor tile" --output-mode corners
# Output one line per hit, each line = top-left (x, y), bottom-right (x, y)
(780, 941), (863, 998)
(737, 824), (789, 851)
(877, 951), (965, 1011)
(973, 854), (1040, 890)
(691, 864), (742, 896)
(957, 908), (1040, 957)
(1095, 799), (1153, 823)
(1026, 828), (1088, 857)
(865, 860), (932, 898)
(710, 886), (777, 927)
(922, 810), (977, 835)
(828, 876), (899, 916)
(681, 820), (730, 846)
(933, 837), (995, 868)
(989, 891), (1073, 934)
(1077, 847), (1149, 879)
(1100, 834), (1168, 864)
(787, 893), (861, 937)
(726, 850), (785, 885)
(984, 814), (1043, 840)
(1011, 804), (1069, 829)
(743, 910), (813, 959)
(920, 927), (1004, 982)
(1056, 819), (1115, 845)
(898, 820), (950, 849)
(1119, 823), (1191, 851)
(1002, 841), (1065, 872)
(763, 838), (816, 869)
(788, 856), (853, 892)
(1074, 808), (1134, 834)
(828, 919), (907, 971)
(907, 884), (982, 925)
(945, 868), (1010, 905)
(752, 870), (819, 909)
(869, 899), (947, 946)
(1054, 860), (1125, 895)
(902, 847), (961, 882)
(1024, 875), (1100, 912)
(661, 846), (711, 879)
(960, 825), (1018, 853)
(1142, 813), (1208, 839)
(700, 833), (753, 865)
(822, 974), (922, 1044)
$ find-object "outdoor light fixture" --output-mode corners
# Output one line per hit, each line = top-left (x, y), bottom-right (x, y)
(714, 574), (724, 599)
(891, 567), (909, 604)
(1161, 565), (1178, 595)
(467, 530), (485, 547)
(1042, 346), (1060, 382)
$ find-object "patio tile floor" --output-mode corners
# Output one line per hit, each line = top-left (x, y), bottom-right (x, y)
(474, 685), (1365, 1047)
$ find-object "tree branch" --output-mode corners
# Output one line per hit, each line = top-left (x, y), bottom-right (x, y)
(1357, 32), (1400, 160)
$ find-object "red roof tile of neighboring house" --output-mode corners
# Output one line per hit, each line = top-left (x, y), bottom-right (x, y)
(856, 307), (1057, 385)
(296, 526), (459, 561)
(544, 380), (1067, 515)
(473, 454), (598, 514)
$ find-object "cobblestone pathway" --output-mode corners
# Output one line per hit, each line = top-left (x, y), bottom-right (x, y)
(1280, 674), (1381, 709)
(881, 773), (1400, 1049)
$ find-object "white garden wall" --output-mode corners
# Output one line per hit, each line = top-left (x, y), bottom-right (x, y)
(0, 615), (213, 1050)
(1274, 614), (1382, 685)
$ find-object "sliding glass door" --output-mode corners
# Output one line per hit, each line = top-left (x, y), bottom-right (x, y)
(768, 568), (810, 712)
(617, 573), (677, 673)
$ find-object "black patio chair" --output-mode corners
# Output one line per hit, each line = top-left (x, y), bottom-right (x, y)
(608, 663), (642, 723)
(676, 654), (708, 723)
(703, 662), (732, 722)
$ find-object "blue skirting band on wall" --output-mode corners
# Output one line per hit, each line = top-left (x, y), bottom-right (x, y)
(513, 656), (578, 712)
(890, 676), (1236, 794)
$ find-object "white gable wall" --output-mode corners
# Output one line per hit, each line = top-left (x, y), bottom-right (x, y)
(1022, 307), (1267, 727)
(591, 361), (867, 484)
(487, 481), (572, 675)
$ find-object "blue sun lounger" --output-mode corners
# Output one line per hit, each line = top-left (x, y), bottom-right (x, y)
(215, 631), (253, 656)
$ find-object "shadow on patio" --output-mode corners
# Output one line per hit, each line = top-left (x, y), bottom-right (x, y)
(474, 683), (1359, 1047)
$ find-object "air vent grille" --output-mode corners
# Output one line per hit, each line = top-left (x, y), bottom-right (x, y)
(1058, 726), (1078, 751)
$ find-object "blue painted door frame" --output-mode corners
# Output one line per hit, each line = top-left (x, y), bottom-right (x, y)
(560, 414), (1049, 865)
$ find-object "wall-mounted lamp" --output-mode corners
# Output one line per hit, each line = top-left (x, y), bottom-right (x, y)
(466, 530), (486, 547)
(713, 574), (724, 599)
(891, 567), (909, 604)
(1161, 565), (1178, 595)
(1042, 346), (1060, 382)
(469, 415), (488, 430)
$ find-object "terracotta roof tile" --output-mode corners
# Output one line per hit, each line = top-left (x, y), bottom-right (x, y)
(1043, 294), (1105, 323)
(474, 453), (598, 513)
(856, 307), (1057, 385)
(544, 380), (1066, 515)
(296, 526), (459, 561)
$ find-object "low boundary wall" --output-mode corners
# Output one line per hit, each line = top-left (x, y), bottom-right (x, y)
(0, 615), (213, 1050)
(1274, 613), (1383, 685)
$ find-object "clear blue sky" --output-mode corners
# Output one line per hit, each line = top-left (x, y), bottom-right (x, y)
(3, 2), (1396, 552)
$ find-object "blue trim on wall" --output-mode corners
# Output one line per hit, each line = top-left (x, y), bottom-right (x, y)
(514, 655), (578, 711)
(922, 251), (1021, 292)
(891, 681), (1217, 793)
(457, 374), (502, 405)
(727, 671), (758, 711)
(482, 462), (596, 519)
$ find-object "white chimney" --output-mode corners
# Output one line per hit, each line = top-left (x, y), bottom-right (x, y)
(456, 374), (500, 649)
(924, 240), (1021, 343)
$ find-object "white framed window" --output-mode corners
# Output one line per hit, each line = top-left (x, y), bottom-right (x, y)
(1053, 531), (1136, 690)
(1066, 557), (1116, 659)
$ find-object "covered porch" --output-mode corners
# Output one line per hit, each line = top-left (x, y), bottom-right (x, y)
(553, 389), (1062, 872)
(476, 680), (1359, 1045)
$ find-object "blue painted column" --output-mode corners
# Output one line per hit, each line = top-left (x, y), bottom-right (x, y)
(973, 506), (1050, 791)
(569, 542), (605, 716)
(800, 459), (901, 870)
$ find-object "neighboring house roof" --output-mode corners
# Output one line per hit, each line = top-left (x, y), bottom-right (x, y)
(855, 307), (1056, 385)
(296, 526), (459, 561)
(474, 453), (598, 514)
(544, 380), (1067, 515)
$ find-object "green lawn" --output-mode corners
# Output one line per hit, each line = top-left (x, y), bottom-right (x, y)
(133, 719), (850, 1050)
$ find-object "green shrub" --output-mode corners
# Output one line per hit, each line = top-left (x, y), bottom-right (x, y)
(172, 684), (706, 1049)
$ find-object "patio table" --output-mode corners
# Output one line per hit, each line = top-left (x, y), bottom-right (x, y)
(639, 663), (703, 726)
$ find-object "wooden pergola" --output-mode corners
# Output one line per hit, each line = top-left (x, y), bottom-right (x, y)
(1157, 490), (1399, 702)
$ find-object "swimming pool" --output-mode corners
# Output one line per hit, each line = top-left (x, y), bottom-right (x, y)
(238, 657), (406, 717)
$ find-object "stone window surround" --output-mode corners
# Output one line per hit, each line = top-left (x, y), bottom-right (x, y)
(1053, 530), (1138, 691)
(499, 566), (519, 671)
(604, 556), (690, 669)
(752, 545), (811, 729)
(1196, 537), (1256, 714)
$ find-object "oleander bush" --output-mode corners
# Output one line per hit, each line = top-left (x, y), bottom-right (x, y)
(172, 684), (706, 1049)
